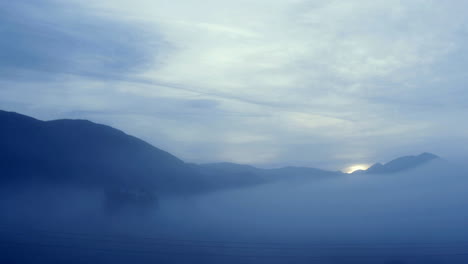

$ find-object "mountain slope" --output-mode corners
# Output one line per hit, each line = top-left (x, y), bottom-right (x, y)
(0, 110), (205, 193)
(361, 152), (440, 174)
(2, 110), (333, 195)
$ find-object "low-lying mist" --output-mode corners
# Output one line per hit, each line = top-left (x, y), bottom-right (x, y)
(1, 159), (467, 263)
(155, 159), (468, 243)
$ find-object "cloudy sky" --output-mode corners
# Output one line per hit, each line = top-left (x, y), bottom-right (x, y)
(1, 0), (467, 170)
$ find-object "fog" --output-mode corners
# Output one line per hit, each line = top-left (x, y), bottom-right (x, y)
(153, 160), (468, 242)
(1, 159), (468, 263)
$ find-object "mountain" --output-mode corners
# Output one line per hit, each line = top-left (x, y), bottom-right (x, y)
(0, 110), (205, 194)
(0, 110), (442, 196)
(1, 110), (337, 197)
(193, 162), (343, 188)
(358, 152), (440, 174)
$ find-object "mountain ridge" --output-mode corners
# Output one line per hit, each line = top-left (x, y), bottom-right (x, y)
(354, 152), (440, 174)
(0, 110), (442, 194)
(0, 110), (203, 193)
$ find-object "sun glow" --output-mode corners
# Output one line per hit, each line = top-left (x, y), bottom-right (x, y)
(344, 164), (371, 174)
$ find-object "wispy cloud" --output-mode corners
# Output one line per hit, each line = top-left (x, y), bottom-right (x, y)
(0, 0), (168, 81)
(2, 0), (468, 168)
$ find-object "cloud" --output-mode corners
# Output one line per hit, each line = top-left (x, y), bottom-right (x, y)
(0, 0), (168, 81)
(1, 0), (468, 168)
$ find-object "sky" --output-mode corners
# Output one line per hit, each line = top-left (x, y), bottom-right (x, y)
(1, 0), (467, 170)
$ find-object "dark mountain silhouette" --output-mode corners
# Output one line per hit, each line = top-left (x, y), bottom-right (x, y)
(0, 110), (442, 197)
(0, 110), (205, 194)
(0, 110), (347, 194)
(357, 152), (440, 174)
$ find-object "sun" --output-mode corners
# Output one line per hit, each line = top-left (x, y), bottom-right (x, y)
(343, 164), (371, 174)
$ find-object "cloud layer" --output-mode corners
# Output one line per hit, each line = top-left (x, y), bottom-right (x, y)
(1, 0), (468, 169)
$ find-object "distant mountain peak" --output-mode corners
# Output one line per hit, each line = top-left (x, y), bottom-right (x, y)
(358, 152), (440, 174)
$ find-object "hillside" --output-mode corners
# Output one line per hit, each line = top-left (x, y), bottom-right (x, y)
(0, 110), (205, 194)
